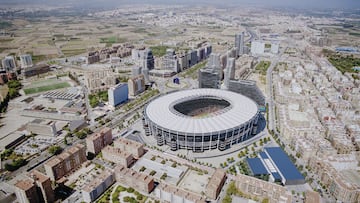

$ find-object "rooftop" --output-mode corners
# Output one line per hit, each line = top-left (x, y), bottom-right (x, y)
(14, 179), (34, 191)
(264, 147), (304, 182)
(145, 88), (258, 134)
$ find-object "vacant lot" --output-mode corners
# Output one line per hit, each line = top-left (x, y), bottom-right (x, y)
(23, 79), (70, 95)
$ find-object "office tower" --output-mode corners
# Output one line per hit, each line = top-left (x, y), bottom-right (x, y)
(208, 53), (222, 79)
(251, 41), (265, 55)
(224, 58), (235, 89)
(1, 56), (16, 71)
(128, 74), (145, 96)
(162, 48), (179, 73)
(142, 67), (150, 84)
(228, 80), (265, 106)
(177, 51), (188, 71)
(20, 54), (33, 68)
(198, 68), (220, 89)
(235, 32), (245, 57)
(132, 66), (142, 77)
(205, 44), (212, 57)
(142, 48), (154, 70)
(197, 47), (206, 61)
(188, 50), (198, 67)
(108, 83), (128, 107)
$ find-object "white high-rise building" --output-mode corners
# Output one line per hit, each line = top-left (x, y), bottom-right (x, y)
(20, 54), (33, 69)
(208, 53), (222, 79)
(108, 83), (128, 107)
(224, 58), (235, 89)
(235, 32), (245, 57)
(271, 43), (279, 54)
(251, 41), (265, 55)
(1, 56), (16, 71)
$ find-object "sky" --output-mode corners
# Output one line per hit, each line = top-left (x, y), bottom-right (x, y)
(1, 0), (360, 9)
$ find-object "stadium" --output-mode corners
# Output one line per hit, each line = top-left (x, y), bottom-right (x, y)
(143, 88), (260, 151)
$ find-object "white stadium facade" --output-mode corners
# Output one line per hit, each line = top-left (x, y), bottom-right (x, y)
(143, 88), (261, 152)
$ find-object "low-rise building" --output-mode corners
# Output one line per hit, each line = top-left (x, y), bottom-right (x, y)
(82, 169), (115, 203)
(14, 171), (54, 203)
(128, 74), (145, 96)
(154, 183), (206, 203)
(234, 173), (292, 203)
(113, 164), (154, 193)
(26, 119), (57, 136)
(113, 137), (145, 158)
(44, 144), (86, 181)
(102, 146), (134, 167)
(205, 169), (226, 200)
(86, 127), (112, 155)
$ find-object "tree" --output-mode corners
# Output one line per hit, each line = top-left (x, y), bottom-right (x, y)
(48, 145), (62, 155)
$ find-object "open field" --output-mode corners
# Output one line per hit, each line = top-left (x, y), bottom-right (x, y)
(23, 79), (71, 95)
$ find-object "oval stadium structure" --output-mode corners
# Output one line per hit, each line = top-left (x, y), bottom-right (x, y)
(143, 88), (260, 151)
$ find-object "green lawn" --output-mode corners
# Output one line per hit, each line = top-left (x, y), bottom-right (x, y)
(24, 82), (70, 94)
(324, 49), (360, 73)
(150, 45), (170, 57)
(255, 61), (271, 75)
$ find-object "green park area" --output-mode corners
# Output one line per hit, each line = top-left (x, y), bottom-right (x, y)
(88, 91), (108, 108)
(255, 61), (271, 75)
(323, 49), (360, 76)
(150, 45), (169, 57)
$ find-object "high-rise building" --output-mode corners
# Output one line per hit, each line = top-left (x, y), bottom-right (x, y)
(86, 127), (113, 155)
(20, 54), (33, 69)
(251, 41), (265, 55)
(224, 58), (235, 89)
(1, 56), (16, 71)
(188, 50), (198, 67)
(235, 32), (245, 57)
(162, 48), (179, 73)
(208, 53), (222, 79)
(198, 68), (220, 89)
(128, 74), (145, 96)
(108, 83), (128, 107)
(228, 79), (265, 106)
(141, 48), (154, 70)
(132, 66), (142, 77)
(177, 51), (189, 71)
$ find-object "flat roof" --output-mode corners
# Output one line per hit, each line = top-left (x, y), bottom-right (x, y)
(145, 88), (258, 134)
(265, 147), (304, 182)
(246, 158), (268, 175)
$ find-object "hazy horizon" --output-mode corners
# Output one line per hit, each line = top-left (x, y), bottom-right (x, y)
(1, 0), (360, 10)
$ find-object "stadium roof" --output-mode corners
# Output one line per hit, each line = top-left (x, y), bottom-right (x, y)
(246, 158), (268, 175)
(145, 88), (258, 134)
(264, 147), (304, 182)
